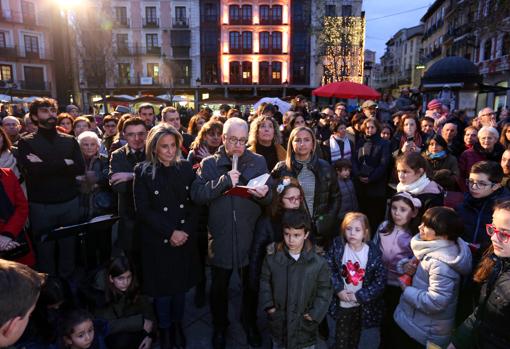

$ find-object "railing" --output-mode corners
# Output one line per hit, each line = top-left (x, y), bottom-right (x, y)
(0, 45), (17, 57)
(115, 45), (139, 56)
(113, 18), (130, 28)
(259, 47), (283, 54)
(260, 17), (283, 25)
(172, 47), (190, 58)
(172, 17), (189, 28)
(143, 46), (161, 55)
(18, 80), (51, 91)
(142, 17), (159, 28)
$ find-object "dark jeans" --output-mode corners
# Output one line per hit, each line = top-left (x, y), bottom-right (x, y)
(210, 265), (253, 330)
(393, 324), (424, 349)
(380, 285), (403, 349)
(30, 197), (81, 278)
(335, 306), (362, 349)
(154, 293), (186, 329)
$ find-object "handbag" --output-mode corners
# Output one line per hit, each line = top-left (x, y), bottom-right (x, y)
(0, 228), (30, 260)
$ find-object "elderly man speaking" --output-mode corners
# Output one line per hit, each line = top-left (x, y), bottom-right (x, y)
(191, 117), (271, 349)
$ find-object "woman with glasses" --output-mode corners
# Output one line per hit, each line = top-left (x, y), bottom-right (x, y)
(448, 200), (510, 349)
(458, 126), (505, 192)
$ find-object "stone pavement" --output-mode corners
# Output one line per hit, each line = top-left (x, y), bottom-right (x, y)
(178, 269), (332, 349)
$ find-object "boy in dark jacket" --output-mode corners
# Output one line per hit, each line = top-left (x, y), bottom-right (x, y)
(334, 160), (359, 221)
(259, 210), (332, 349)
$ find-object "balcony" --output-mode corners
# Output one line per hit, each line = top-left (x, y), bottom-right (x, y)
(260, 17), (283, 25)
(173, 17), (189, 28)
(259, 47), (283, 54)
(173, 77), (191, 86)
(229, 48), (253, 54)
(18, 80), (51, 91)
(228, 17), (252, 25)
(0, 45), (18, 57)
(115, 45), (140, 56)
(143, 46), (161, 55)
(172, 47), (190, 58)
(142, 17), (159, 28)
(113, 18), (130, 28)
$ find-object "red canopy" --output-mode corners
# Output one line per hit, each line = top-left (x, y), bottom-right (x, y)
(312, 81), (381, 100)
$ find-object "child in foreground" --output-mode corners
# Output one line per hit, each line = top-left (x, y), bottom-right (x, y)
(326, 212), (386, 349)
(260, 209), (332, 349)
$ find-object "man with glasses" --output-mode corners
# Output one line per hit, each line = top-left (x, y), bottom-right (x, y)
(477, 107), (497, 128)
(191, 117), (271, 349)
(109, 117), (147, 258)
(17, 98), (85, 279)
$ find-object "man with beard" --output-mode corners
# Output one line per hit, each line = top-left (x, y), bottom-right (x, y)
(17, 98), (85, 279)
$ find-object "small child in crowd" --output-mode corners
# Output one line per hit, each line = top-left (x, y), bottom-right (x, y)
(334, 159), (359, 221)
(373, 192), (420, 348)
(326, 212), (386, 349)
(393, 207), (472, 349)
(52, 309), (107, 349)
(260, 209), (332, 349)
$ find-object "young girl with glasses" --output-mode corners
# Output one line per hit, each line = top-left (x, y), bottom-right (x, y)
(448, 200), (510, 349)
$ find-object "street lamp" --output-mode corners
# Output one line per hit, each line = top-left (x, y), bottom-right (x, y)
(195, 78), (201, 111)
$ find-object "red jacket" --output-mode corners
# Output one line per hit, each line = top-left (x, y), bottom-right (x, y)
(0, 168), (35, 266)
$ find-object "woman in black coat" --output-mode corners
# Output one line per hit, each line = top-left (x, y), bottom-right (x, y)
(133, 124), (200, 349)
(352, 117), (391, 232)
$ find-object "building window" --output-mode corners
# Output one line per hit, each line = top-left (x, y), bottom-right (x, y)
(204, 3), (218, 22)
(229, 5), (240, 23)
(0, 64), (12, 81)
(272, 61), (282, 83)
(292, 31), (306, 52)
(175, 6), (186, 20)
(118, 63), (130, 84)
(204, 60), (218, 84)
(229, 31), (241, 52)
(145, 7), (157, 25)
(272, 32), (282, 53)
(203, 30), (218, 53)
(502, 34), (510, 56)
(259, 61), (270, 84)
(24, 35), (39, 58)
(242, 31), (252, 53)
(292, 60), (307, 84)
(230, 61), (241, 84)
(325, 5), (336, 16)
(0, 33), (5, 48)
(260, 32), (270, 53)
(116, 34), (129, 54)
(260, 5), (270, 24)
(342, 5), (352, 16)
(21, 1), (36, 23)
(272, 5), (282, 24)
(484, 39), (492, 61)
(147, 63), (159, 83)
(242, 61), (252, 84)
(242, 5), (252, 24)
(23, 66), (44, 90)
(114, 7), (128, 25)
(146, 34), (158, 49)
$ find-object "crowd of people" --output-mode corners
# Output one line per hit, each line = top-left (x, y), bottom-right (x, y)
(0, 94), (510, 349)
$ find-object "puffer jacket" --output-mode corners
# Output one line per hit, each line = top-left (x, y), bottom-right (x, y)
(191, 146), (271, 269)
(394, 235), (472, 346)
(259, 241), (332, 349)
(451, 256), (510, 349)
(326, 237), (386, 329)
(271, 154), (340, 246)
(456, 187), (510, 262)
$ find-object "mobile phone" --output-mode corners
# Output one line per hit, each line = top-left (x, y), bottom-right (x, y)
(407, 136), (414, 142)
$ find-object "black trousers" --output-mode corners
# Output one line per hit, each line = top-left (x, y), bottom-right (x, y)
(335, 306), (362, 349)
(380, 285), (402, 349)
(210, 265), (254, 330)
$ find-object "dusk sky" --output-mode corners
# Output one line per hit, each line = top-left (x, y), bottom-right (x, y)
(363, 1), (433, 62)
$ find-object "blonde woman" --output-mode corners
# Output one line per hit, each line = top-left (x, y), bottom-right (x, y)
(133, 124), (200, 349)
(247, 115), (286, 170)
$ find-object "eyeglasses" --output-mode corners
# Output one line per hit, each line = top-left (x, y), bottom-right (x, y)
(227, 137), (247, 146)
(486, 224), (510, 243)
(38, 107), (57, 113)
(125, 132), (146, 138)
(480, 112), (495, 117)
(466, 179), (494, 189)
(282, 195), (301, 203)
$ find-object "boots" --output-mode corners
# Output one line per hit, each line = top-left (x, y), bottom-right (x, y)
(158, 327), (173, 349)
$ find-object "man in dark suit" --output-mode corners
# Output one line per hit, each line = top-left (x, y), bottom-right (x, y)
(109, 117), (147, 258)
(161, 106), (194, 156)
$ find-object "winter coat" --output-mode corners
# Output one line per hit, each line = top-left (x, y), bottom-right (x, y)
(271, 154), (340, 246)
(90, 270), (156, 335)
(0, 168), (34, 267)
(337, 178), (358, 221)
(352, 134), (391, 198)
(458, 143), (505, 191)
(191, 146), (271, 269)
(424, 152), (459, 182)
(451, 256), (510, 349)
(259, 241), (332, 349)
(394, 235), (472, 346)
(133, 161), (200, 297)
(248, 215), (282, 290)
(455, 187), (510, 262)
(320, 137), (355, 164)
(413, 180), (445, 217)
(78, 155), (113, 220)
(326, 237), (386, 329)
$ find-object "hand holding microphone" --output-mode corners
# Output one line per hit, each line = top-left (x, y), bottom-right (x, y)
(228, 154), (240, 187)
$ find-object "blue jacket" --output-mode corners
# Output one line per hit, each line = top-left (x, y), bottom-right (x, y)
(325, 237), (386, 329)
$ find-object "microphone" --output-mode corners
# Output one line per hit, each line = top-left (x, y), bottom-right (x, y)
(232, 154), (238, 172)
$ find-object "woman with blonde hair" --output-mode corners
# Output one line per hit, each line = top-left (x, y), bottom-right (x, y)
(247, 115), (286, 170)
(133, 124), (200, 348)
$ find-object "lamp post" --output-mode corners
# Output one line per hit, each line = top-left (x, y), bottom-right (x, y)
(283, 80), (288, 98)
(195, 77), (201, 111)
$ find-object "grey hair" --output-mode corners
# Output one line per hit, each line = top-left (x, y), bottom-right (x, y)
(223, 117), (248, 135)
(140, 124), (183, 180)
(478, 126), (499, 139)
(2, 116), (20, 125)
(77, 131), (101, 146)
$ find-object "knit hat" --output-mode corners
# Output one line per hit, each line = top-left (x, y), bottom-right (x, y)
(361, 100), (377, 109)
(66, 104), (79, 113)
(427, 99), (442, 110)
